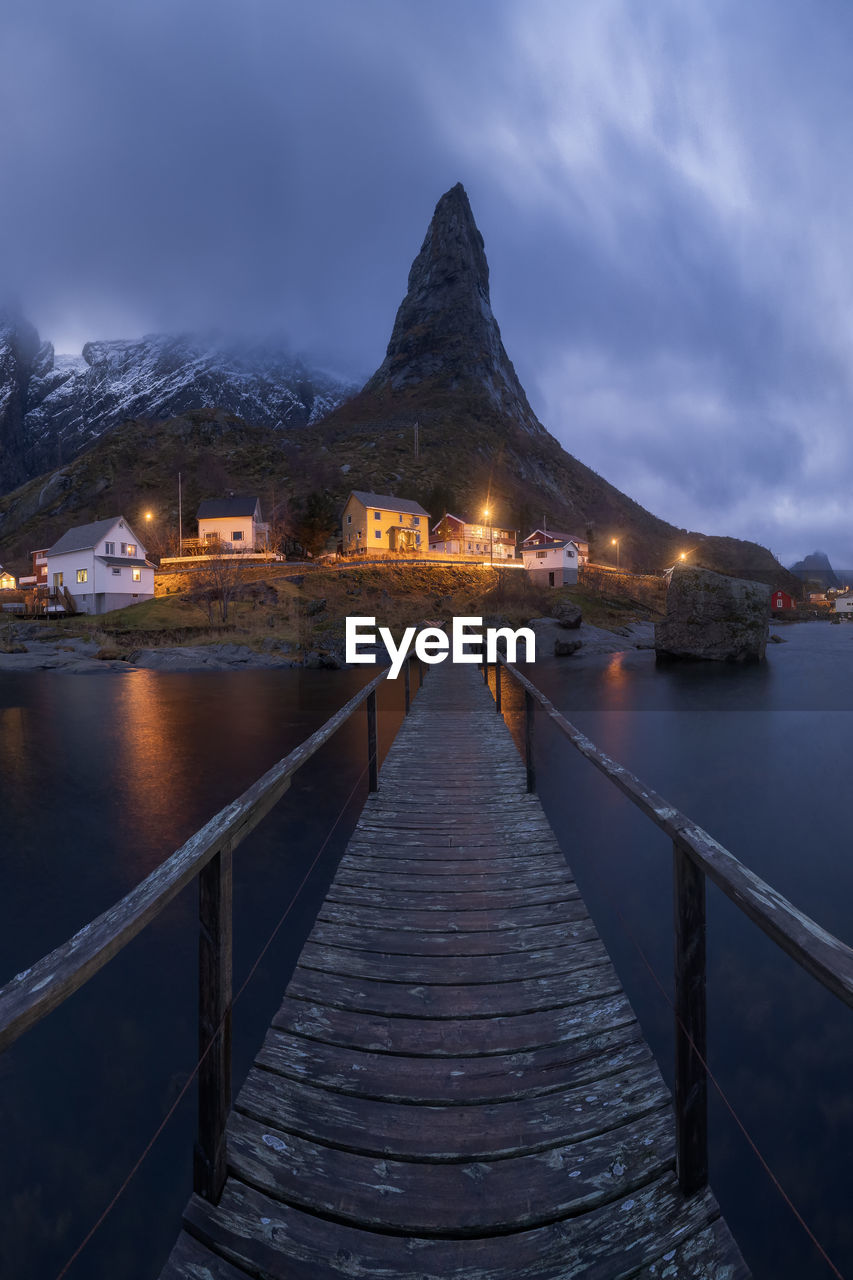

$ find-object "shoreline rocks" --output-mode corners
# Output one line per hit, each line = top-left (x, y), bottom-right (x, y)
(655, 566), (771, 663)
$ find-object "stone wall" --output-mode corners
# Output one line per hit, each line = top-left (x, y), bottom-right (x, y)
(579, 564), (667, 612)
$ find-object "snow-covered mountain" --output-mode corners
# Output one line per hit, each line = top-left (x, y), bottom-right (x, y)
(0, 311), (353, 494)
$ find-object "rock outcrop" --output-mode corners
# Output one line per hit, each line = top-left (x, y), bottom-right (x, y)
(364, 183), (542, 435)
(655, 566), (771, 663)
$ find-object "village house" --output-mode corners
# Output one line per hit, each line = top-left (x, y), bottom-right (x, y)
(16, 548), (50, 592)
(341, 491), (429, 554)
(45, 516), (155, 614)
(835, 595), (853, 616)
(771, 589), (797, 611)
(522, 529), (590, 563)
(521, 537), (580, 587)
(0, 566), (16, 590)
(196, 497), (269, 552)
(429, 513), (517, 560)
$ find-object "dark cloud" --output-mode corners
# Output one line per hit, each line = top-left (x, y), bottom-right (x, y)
(2, 0), (852, 566)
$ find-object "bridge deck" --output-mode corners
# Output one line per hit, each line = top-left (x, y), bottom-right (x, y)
(161, 661), (749, 1279)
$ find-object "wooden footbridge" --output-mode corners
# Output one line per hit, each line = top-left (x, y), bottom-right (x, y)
(3, 648), (853, 1277)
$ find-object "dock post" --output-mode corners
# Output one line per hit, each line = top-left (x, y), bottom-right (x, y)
(673, 839), (708, 1196)
(495, 660), (502, 714)
(524, 689), (535, 793)
(194, 842), (233, 1204)
(404, 657), (411, 714)
(367, 689), (378, 792)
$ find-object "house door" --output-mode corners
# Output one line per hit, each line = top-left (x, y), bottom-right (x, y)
(548, 572), (555, 587)
(53, 571), (63, 589)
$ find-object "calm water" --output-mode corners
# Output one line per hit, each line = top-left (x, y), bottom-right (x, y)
(1, 625), (851, 1278)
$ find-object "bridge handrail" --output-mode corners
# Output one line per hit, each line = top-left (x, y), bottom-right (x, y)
(490, 652), (853, 1197)
(0, 650), (421, 1200)
(498, 655), (853, 1008)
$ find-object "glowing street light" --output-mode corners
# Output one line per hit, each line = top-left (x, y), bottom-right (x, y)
(679, 552), (687, 561)
(611, 537), (620, 569)
(144, 511), (153, 522)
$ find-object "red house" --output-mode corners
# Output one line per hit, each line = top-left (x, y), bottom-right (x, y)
(771, 589), (796, 611)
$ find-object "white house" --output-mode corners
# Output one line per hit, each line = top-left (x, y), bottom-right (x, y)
(522, 539), (579, 587)
(197, 497), (269, 551)
(46, 516), (155, 614)
(522, 529), (589, 564)
(835, 596), (853, 615)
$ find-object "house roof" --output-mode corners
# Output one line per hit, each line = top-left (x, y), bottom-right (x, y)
(523, 539), (573, 551)
(47, 517), (130, 556)
(523, 528), (587, 545)
(96, 556), (153, 568)
(348, 490), (429, 517)
(197, 497), (260, 519)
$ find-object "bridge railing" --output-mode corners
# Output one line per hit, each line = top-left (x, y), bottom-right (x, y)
(485, 654), (853, 1197)
(0, 652), (423, 1204)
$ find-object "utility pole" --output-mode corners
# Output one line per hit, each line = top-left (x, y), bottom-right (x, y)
(414, 420), (419, 460)
(178, 472), (183, 557)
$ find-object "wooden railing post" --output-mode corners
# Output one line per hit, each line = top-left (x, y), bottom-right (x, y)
(673, 838), (708, 1196)
(495, 660), (502, 714)
(524, 688), (535, 793)
(194, 841), (233, 1203)
(404, 657), (411, 714)
(482, 657), (488, 684)
(367, 688), (378, 792)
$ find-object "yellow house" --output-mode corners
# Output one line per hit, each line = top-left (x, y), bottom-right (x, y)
(342, 491), (430, 554)
(0, 566), (17, 590)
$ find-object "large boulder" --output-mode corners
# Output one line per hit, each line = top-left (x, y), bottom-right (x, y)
(655, 566), (770, 662)
(552, 600), (582, 629)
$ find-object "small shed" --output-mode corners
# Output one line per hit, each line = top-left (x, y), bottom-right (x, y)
(771, 590), (796, 611)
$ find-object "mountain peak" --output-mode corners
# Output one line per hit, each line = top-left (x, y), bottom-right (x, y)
(364, 184), (543, 434)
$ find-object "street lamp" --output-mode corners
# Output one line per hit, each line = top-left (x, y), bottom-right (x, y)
(483, 507), (494, 567)
(679, 552), (686, 561)
(611, 537), (620, 569)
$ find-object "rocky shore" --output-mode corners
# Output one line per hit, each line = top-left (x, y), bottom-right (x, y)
(0, 617), (659, 674)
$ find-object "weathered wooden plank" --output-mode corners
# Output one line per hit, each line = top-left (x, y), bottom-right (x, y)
(287, 959), (618, 1019)
(325, 883), (582, 912)
(158, 1229), (252, 1278)
(272, 991), (639, 1056)
(234, 1061), (670, 1160)
(255, 1022), (649, 1103)
(633, 1217), (752, 1278)
(342, 838), (563, 858)
(182, 1175), (723, 1279)
(307, 917), (597, 956)
(332, 867), (574, 895)
(225, 1106), (675, 1234)
(317, 897), (588, 933)
(340, 852), (569, 876)
(297, 938), (609, 985)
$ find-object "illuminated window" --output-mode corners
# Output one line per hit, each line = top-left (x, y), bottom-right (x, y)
(76, 568), (88, 583)
(132, 568), (141, 582)
(126, 543), (136, 556)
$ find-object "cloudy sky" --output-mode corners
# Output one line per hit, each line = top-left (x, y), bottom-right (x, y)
(3, 0), (852, 568)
